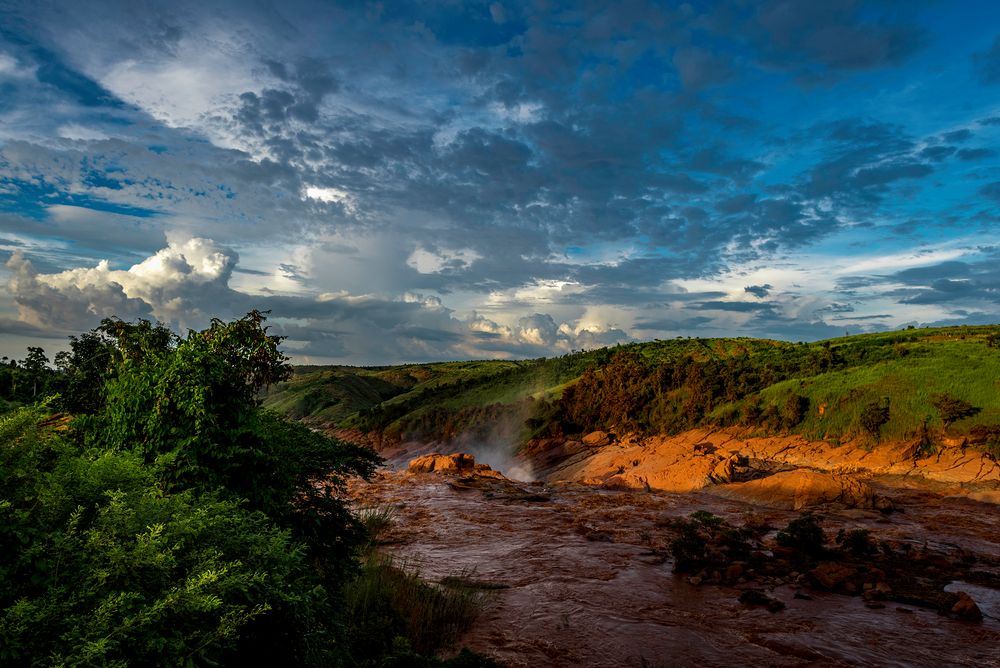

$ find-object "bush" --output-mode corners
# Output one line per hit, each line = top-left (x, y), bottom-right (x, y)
(0, 406), (329, 666)
(930, 393), (979, 427)
(775, 513), (826, 560)
(782, 393), (810, 429)
(2, 313), (384, 666)
(859, 398), (890, 441)
(667, 511), (752, 573)
(836, 528), (875, 558)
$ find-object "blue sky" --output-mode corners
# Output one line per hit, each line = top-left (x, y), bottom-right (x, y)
(1, 0), (999, 364)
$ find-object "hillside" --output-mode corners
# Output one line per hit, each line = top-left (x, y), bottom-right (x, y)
(263, 325), (1000, 456)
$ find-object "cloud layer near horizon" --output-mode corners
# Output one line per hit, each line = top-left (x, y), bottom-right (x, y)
(1, 1), (999, 363)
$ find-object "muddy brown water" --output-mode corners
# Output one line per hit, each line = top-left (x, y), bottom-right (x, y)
(349, 471), (1000, 667)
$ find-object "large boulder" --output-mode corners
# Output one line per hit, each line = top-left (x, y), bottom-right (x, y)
(582, 430), (613, 447)
(408, 452), (476, 474)
(713, 469), (892, 511)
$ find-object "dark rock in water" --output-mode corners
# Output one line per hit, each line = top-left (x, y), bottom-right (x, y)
(739, 588), (785, 612)
(950, 591), (983, 622)
(809, 562), (859, 591)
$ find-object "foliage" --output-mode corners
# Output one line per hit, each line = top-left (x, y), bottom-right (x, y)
(859, 398), (891, 442)
(262, 326), (1000, 460)
(782, 393), (810, 429)
(1, 312), (390, 666)
(930, 393), (979, 427)
(667, 511), (753, 573)
(835, 528), (876, 558)
(775, 513), (826, 560)
(345, 554), (489, 664)
(0, 405), (330, 667)
(79, 311), (381, 530)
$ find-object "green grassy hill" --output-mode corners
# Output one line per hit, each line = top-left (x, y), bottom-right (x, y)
(263, 325), (1000, 454)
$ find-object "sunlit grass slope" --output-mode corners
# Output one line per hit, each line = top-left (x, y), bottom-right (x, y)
(265, 325), (1000, 448)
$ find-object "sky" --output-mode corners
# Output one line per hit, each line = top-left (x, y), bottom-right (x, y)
(1, 0), (999, 365)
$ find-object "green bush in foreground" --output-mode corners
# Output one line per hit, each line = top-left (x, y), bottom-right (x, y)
(1, 312), (387, 666)
(0, 405), (325, 666)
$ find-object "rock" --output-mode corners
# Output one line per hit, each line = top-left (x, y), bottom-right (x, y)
(808, 562), (858, 591)
(475, 468), (506, 479)
(739, 588), (785, 612)
(582, 430), (613, 447)
(950, 592), (983, 621)
(714, 470), (889, 511)
(408, 452), (476, 474)
(601, 474), (634, 490)
(724, 563), (744, 582)
(711, 455), (737, 483)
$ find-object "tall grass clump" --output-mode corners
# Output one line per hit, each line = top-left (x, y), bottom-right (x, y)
(345, 554), (490, 661)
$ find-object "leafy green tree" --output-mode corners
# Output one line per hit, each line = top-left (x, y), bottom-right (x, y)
(20, 346), (50, 399)
(11, 310), (384, 665)
(930, 393), (979, 428)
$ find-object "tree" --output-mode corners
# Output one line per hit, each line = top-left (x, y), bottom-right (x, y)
(83, 310), (378, 523)
(20, 346), (49, 399)
(9, 311), (384, 665)
(859, 398), (891, 441)
(930, 393), (979, 428)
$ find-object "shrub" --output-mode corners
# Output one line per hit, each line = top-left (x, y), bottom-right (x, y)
(930, 393), (979, 427)
(345, 555), (489, 662)
(859, 398), (890, 441)
(775, 513), (826, 560)
(0, 406), (328, 666)
(668, 511), (752, 573)
(836, 528), (876, 558)
(782, 393), (810, 429)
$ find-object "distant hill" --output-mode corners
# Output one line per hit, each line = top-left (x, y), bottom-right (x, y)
(263, 325), (1000, 455)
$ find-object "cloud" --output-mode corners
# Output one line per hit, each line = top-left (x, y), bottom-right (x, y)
(3, 239), (632, 363)
(0, 1), (997, 362)
(744, 284), (772, 298)
(5, 237), (237, 331)
(975, 34), (1000, 84)
(890, 256), (1000, 306)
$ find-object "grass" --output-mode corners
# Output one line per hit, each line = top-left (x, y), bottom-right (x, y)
(345, 554), (491, 657)
(750, 338), (1000, 442)
(267, 324), (1000, 449)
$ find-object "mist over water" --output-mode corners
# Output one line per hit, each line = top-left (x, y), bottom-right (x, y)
(451, 409), (536, 482)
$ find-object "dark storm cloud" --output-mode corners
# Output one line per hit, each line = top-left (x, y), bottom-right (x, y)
(0, 0), (997, 361)
(744, 284), (772, 298)
(744, 0), (926, 80)
(980, 182), (1000, 202)
(957, 147), (996, 161)
(695, 300), (779, 314)
(920, 145), (955, 162)
(889, 256), (1000, 306)
(941, 129), (973, 143)
(974, 34), (1000, 84)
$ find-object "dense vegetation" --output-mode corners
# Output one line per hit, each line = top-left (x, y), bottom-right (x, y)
(0, 313), (495, 667)
(264, 325), (1000, 454)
